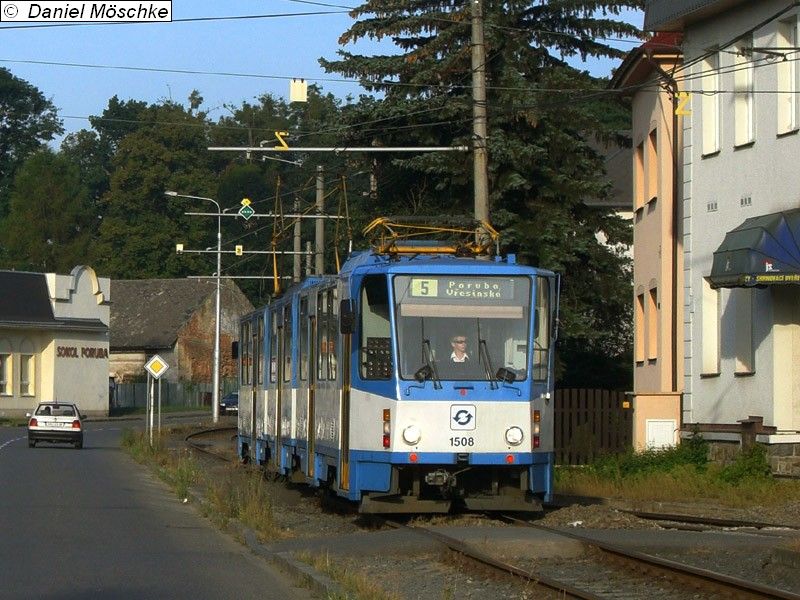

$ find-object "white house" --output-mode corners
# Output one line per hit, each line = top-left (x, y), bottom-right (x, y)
(646, 0), (800, 474)
(0, 266), (110, 417)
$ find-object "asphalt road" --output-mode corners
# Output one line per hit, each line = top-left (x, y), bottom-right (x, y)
(0, 420), (308, 599)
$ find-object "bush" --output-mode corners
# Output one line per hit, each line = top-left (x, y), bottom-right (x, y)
(584, 433), (709, 480)
(716, 444), (772, 484)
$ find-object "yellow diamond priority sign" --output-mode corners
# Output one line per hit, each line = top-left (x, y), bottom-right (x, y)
(144, 354), (170, 379)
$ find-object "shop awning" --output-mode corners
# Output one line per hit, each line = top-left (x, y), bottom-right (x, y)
(710, 209), (800, 288)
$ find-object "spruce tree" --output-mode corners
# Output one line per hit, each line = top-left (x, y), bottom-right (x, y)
(322, 0), (642, 387)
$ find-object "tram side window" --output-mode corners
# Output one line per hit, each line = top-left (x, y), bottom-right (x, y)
(283, 305), (292, 383)
(317, 290), (329, 381)
(270, 310), (278, 383)
(533, 276), (551, 381)
(360, 275), (392, 380)
(299, 297), (309, 381)
(256, 316), (264, 386)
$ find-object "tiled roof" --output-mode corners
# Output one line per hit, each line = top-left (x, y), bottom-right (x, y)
(110, 278), (221, 350)
(0, 271), (56, 323)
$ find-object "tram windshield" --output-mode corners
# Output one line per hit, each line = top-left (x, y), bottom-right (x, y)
(393, 275), (534, 382)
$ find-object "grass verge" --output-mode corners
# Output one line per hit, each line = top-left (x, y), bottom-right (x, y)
(121, 428), (285, 540)
(555, 436), (800, 507)
(296, 552), (403, 600)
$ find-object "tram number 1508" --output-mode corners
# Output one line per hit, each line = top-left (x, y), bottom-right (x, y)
(449, 437), (475, 447)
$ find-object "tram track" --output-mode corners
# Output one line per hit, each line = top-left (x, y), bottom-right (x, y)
(184, 426), (237, 462)
(386, 514), (800, 599)
(497, 513), (800, 599)
(184, 427), (800, 598)
(618, 509), (800, 531)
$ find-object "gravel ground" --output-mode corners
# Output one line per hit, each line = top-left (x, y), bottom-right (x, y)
(184, 426), (800, 600)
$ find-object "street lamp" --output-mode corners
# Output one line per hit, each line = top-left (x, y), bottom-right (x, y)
(165, 190), (222, 424)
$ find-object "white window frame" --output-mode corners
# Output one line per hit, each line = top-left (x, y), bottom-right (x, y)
(777, 18), (798, 134)
(635, 292), (645, 363)
(734, 37), (755, 146)
(634, 142), (645, 210)
(646, 128), (658, 203)
(701, 279), (721, 375)
(733, 288), (755, 374)
(0, 354), (10, 395)
(647, 287), (659, 361)
(701, 53), (721, 155)
(20, 354), (34, 396)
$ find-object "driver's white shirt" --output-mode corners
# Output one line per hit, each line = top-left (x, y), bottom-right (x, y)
(450, 351), (469, 363)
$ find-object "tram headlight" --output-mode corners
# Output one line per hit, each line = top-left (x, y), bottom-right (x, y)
(402, 425), (421, 445)
(505, 426), (524, 446)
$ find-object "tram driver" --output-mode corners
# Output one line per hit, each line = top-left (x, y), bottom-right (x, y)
(450, 335), (470, 362)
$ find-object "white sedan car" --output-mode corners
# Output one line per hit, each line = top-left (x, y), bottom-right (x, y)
(27, 402), (84, 449)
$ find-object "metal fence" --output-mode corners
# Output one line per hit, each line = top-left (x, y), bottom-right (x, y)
(112, 380), (238, 409)
(554, 388), (633, 465)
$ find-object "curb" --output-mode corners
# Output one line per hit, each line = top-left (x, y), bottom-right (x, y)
(186, 488), (343, 598)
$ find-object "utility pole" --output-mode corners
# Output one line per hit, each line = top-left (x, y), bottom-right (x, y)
(471, 0), (490, 228)
(315, 166), (325, 274)
(293, 198), (301, 282)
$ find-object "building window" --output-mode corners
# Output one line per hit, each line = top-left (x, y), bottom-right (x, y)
(0, 354), (9, 395)
(635, 293), (645, 363)
(733, 288), (754, 373)
(646, 128), (658, 203)
(734, 36), (754, 146)
(20, 354), (34, 396)
(777, 19), (797, 134)
(647, 287), (659, 361)
(702, 53), (721, 155)
(634, 142), (645, 210)
(701, 279), (720, 375)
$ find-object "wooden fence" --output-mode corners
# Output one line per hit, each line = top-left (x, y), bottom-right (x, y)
(554, 388), (633, 465)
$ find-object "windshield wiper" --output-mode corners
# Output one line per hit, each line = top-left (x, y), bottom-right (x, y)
(478, 339), (498, 390)
(414, 339), (442, 389)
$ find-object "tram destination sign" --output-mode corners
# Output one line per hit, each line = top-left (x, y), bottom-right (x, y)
(409, 277), (515, 301)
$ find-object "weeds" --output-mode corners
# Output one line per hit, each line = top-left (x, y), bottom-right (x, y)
(121, 429), (199, 498)
(296, 552), (402, 600)
(122, 427), (286, 540)
(204, 468), (286, 540)
(555, 435), (800, 507)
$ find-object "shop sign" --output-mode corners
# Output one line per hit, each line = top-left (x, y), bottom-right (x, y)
(57, 346), (109, 359)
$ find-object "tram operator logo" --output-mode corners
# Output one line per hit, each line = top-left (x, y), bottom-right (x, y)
(451, 405), (476, 430)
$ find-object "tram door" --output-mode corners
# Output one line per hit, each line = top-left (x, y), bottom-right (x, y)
(250, 315), (262, 459)
(296, 296), (311, 476)
(240, 318), (255, 462)
(337, 289), (351, 491)
(278, 303), (293, 470)
(267, 308), (279, 468)
(307, 299), (316, 479)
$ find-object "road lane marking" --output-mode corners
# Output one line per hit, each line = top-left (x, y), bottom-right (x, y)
(0, 437), (25, 451)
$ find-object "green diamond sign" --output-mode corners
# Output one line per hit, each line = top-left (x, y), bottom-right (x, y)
(238, 197), (255, 220)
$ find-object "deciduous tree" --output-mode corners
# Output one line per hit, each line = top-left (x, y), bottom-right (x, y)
(0, 68), (63, 219)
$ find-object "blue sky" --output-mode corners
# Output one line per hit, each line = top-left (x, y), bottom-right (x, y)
(0, 1), (643, 141)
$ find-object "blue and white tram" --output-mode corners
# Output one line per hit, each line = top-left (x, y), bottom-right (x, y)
(237, 248), (559, 513)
